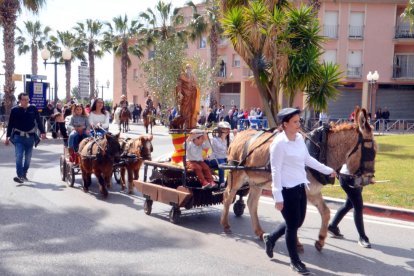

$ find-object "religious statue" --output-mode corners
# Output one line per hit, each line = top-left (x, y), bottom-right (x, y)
(175, 64), (200, 129)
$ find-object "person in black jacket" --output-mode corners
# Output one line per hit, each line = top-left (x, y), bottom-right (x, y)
(4, 93), (46, 183)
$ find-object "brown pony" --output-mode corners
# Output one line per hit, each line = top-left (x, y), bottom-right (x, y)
(119, 135), (153, 194)
(78, 133), (122, 198)
(119, 107), (131, 133)
(143, 107), (156, 134)
(221, 108), (376, 251)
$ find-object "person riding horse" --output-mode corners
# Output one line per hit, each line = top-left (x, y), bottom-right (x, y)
(144, 95), (155, 114)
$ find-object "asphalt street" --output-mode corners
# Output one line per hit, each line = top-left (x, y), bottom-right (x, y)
(1, 122), (414, 276)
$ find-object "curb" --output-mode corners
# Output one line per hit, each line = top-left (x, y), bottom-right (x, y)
(262, 191), (414, 223)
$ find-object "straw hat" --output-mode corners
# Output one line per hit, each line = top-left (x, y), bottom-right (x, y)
(190, 129), (204, 140)
(218, 121), (231, 129)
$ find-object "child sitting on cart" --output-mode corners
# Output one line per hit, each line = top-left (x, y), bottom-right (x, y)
(67, 104), (90, 163)
(185, 129), (216, 189)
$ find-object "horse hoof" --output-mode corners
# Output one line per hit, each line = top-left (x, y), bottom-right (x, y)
(223, 227), (232, 234)
(128, 190), (134, 195)
(315, 241), (323, 252)
(83, 186), (89, 193)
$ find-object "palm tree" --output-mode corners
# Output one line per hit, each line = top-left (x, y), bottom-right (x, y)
(0, 0), (46, 115)
(186, 0), (222, 106)
(220, 1), (341, 127)
(73, 19), (105, 100)
(103, 14), (144, 98)
(48, 31), (83, 102)
(15, 20), (51, 75)
(402, 0), (414, 30)
(140, 0), (185, 44)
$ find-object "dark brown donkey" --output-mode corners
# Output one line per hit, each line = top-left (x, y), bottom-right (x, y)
(78, 133), (122, 198)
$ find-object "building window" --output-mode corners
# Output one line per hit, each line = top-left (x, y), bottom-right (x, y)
(349, 12), (364, 39)
(393, 55), (414, 79)
(199, 36), (207, 48)
(323, 50), (337, 64)
(232, 54), (241, 67)
(323, 11), (338, 39)
(347, 50), (362, 78)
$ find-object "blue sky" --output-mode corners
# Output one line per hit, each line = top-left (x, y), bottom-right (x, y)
(1, 0), (202, 100)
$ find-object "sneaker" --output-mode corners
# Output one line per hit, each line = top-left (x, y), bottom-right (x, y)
(290, 261), (310, 275)
(13, 176), (24, 184)
(328, 225), (344, 239)
(358, 237), (371, 248)
(22, 175), (29, 181)
(263, 233), (274, 258)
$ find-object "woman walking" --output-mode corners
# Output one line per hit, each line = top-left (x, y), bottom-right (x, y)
(263, 108), (336, 275)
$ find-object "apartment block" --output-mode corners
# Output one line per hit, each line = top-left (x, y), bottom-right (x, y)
(113, 0), (414, 119)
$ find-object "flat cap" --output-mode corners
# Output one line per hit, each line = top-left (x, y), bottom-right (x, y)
(277, 108), (301, 123)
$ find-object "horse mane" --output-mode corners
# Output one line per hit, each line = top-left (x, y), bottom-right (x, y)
(329, 122), (357, 133)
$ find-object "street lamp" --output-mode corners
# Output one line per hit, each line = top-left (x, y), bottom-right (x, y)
(366, 70), (379, 115)
(41, 48), (72, 102)
(96, 80), (110, 99)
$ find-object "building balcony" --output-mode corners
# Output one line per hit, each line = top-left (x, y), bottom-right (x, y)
(392, 65), (414, 79)
(349, 25), (364, 39)
(347, 65), (362, 78)
(395, 25), (414, 39)
(323, 25), (338, 39)
(242, 67), (253, 78)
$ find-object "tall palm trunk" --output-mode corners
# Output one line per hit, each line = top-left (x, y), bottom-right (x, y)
(65, 60), (71, 102)
(88, 42), (95, 100)
(31, 44), (38, 75)
(209, 26), (219, 107)
(0, 0), (19, 115)
(121, 42), (128, 96)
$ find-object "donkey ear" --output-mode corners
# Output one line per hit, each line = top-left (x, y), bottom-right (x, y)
(148, 134), (153, 141)
(115, 133), (120, 140)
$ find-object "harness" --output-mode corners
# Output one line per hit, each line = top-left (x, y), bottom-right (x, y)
(346, 132), (376, 177)
(305, 124), (334, 185)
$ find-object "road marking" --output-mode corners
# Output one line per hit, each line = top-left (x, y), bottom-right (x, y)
(259, 197), (414, 230)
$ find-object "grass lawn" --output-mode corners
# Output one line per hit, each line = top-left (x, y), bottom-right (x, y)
(322, 134), (414, 210)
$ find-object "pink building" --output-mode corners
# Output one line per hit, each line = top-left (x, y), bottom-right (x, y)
(113, 0), (414, 119)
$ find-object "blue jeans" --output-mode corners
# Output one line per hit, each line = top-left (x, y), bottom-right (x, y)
(68, 130), (88, 152)
(205, 158), (227, 183)
(13, 134), (35, 177)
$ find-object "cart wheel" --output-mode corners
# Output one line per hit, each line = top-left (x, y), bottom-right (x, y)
(184, 197), (194, 210)
(113, 167), (121, 184)
(233, 199), (245, 217)
(144, 199), (153, 215)
(169, 207), (181, 224)
(60, 155), (66, 181)
(66, 163), (75, 187)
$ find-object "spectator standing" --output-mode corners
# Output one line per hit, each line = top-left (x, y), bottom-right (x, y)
(4, 92), (46, 183)
(382, 107), (390, 130)
(375, 107), (382, 131)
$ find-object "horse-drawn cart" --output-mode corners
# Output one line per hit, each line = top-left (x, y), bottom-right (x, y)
(60, 146), (122, 187)
(133, 130), (249, 224)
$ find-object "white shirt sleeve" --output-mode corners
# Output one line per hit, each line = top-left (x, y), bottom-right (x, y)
(304, 148), (334, 175)
(270, 139), (285, 203)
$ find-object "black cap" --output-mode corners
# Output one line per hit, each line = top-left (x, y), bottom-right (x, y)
(277, 108), (301, 123)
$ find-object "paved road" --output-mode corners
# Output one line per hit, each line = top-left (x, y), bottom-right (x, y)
(1, 122), (414, 275)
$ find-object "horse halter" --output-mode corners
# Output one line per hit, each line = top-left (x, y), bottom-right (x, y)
(347, 131), (376, 177)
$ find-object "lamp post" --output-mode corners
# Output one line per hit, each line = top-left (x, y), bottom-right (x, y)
(366, 70), (379, 116)
(41, 48), (72, 102)
(96, 80), (110, 99)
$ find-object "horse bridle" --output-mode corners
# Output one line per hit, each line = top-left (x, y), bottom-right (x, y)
(346, 131), (376, 177)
